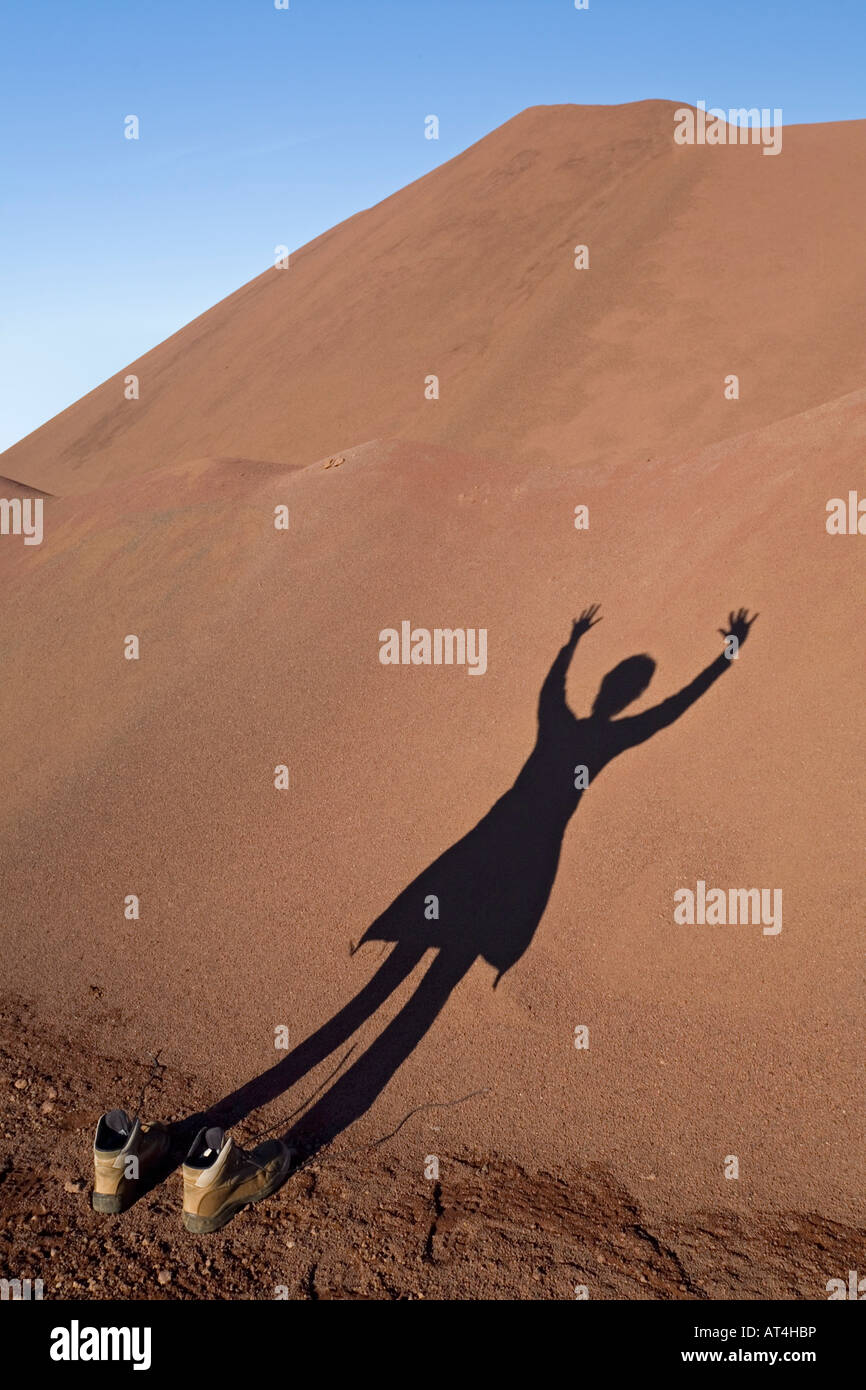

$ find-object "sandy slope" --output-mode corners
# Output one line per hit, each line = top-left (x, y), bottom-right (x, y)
(0, 105), (864, 1278)
(3, 101), (866, 498)
(1, 383), (863, 1226)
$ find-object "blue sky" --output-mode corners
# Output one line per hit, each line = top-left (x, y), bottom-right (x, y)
(1, 0), (864, 454)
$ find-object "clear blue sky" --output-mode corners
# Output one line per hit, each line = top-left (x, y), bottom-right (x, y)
(1, 0), (864, 454)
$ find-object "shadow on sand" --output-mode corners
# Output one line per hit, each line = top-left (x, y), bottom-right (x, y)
(176, 606), (755, 1165)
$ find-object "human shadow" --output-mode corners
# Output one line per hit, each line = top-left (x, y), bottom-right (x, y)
(189, 606), (756, 1160)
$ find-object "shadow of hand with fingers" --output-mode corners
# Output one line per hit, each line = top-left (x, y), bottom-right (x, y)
(189, 606), (756, 1162)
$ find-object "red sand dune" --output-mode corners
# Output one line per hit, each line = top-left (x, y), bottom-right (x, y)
(0, 103), (863, 1237)
(4, 101), (866, 498)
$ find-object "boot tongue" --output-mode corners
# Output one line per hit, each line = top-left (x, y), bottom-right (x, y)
(106, 1108), (132, 1137)
(193, 1127), (232, 1188)
(202, 1126), (225, 1158)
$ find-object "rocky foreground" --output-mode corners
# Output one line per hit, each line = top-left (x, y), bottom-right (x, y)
(2, 996), (862, 1302)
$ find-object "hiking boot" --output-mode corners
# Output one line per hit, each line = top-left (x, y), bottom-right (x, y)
(92, 1108), (171, 1214)
(181, 1126), (292, 1234)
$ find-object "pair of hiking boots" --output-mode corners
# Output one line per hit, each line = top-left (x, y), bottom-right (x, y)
(92, 1109), (292, 1233)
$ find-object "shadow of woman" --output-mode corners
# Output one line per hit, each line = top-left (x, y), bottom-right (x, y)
(198, 605), (756, 1157)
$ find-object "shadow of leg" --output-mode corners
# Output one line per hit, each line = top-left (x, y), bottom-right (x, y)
(193, 941), (428, 1134)
(285, 946), (478, 1156)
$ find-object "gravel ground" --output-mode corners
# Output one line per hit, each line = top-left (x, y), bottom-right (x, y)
(1, 994), (862, 1302)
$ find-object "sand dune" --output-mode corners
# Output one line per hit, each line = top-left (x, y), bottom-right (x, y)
(3, 101), (866, 498)
(0, 105), (863, 1275)
(1, 383), (863, 1223)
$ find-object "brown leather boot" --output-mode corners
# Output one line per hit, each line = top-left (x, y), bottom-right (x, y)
(182, 1126), (292, 1233)
(92, 1109), (171, 1214)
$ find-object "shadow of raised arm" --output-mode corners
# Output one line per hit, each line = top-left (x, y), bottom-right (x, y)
(538, 604), (601, 724)
(614, 652), (730, 748)
(614, 608), (758, 750)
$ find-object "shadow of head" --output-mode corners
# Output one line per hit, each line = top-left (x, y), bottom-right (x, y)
(592, 654), (656, 717)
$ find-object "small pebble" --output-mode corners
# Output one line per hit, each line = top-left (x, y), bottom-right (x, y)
(157, 1269), (172, 1285)
(13, 1078), (27, 1090)
(64, 1180), (84, 1194)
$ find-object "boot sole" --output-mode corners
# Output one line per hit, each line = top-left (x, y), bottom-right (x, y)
(92, 1191), (130, 1215)
(182, 1150), (293, 1234)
